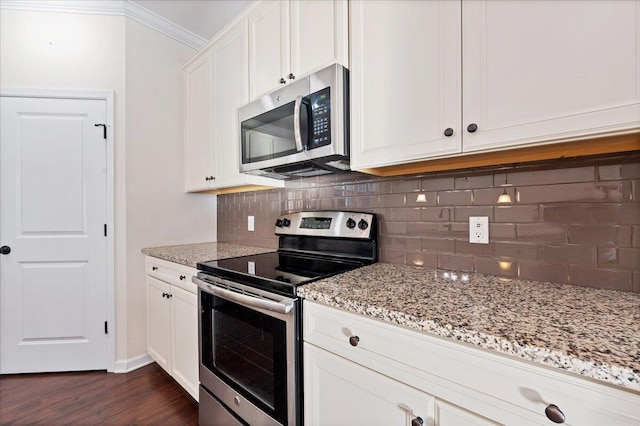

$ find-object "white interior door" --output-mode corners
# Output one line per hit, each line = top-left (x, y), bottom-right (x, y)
(0, 95), (108, 373)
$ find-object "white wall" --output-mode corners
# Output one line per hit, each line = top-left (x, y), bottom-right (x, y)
(124, 18), (216, 358)
(0, 8), (216, 365)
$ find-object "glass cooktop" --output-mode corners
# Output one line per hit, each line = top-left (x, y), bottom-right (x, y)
(197, 251), (364, 296)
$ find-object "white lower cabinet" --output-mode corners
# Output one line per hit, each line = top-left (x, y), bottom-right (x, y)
(304, 344), (434, 425)
(146, 257), (199, 401)
(303, 301), (640, 426)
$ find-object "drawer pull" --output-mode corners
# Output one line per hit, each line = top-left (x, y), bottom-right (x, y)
(152, 266), (158, 271)
(411, 417), (424, 426)
(545, 404), (565, 423)
(349, 336), (360, 347)
(179, 275), (186, 280)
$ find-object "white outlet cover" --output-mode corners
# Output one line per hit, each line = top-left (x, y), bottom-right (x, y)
(469, 216), (489, 244)
(248, 215), (255, 232)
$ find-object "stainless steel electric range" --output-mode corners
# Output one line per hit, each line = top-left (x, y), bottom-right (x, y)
(193, 211), (377, 426)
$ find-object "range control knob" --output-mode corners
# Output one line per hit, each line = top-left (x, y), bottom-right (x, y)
(346, 218), (356, 229)
(275, 218), (283, 227)
(358, 219), (369, 230)
(282, 218), (291, 227)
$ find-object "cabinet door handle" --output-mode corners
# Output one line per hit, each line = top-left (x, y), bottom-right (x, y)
(279, 77), (286, 84)
(411, 417), (424, 426)
(443, 128), (454, 137)
(467, 123), (478, 133)
(288, 73), (295, 80)
(545, 404), (565, 423)
(349, 336), (360, 347)
(179, 275), (186, 280)
(152, 266), (158, 271)
(205, 176), (210, 181)
(161, 292), (166, 298)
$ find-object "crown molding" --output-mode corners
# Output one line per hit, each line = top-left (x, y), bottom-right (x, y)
(0, 0), (206, 49)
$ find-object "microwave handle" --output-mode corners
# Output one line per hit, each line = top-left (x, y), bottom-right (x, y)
(293, 95), (304, 152)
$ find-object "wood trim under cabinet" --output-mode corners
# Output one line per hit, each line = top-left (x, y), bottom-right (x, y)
(359, 133), (640, 177)
(204, 184), (283, 195)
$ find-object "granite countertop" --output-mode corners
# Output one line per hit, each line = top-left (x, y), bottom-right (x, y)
(298, 262), (640, 391)
(141, 242), (274, 267)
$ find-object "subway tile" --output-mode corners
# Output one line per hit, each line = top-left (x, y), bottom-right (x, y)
(568, 225), (618, 245)
(473, 187), (515, 206)
(453, 206), (493, 222)
(406, 191), (437, 207)
(407, 222), (457, 238)
(494, 205), (540, 223)
(633, 271), (640, 293)
(368, 181), (393, 194)
(372, 207), (392, 221)
(392, 207), (422, 222)
(620, 204), (640, 224)
(597, 247), (618, 267)
(516, 223), (566, 243)
(633, 226), (640, 247)
(507, 166), (594, 186)
(421, 176), (455, 191)
(518, 261), (569, 284)
(618, 225), (632, 247)
(569, 266), (632, 292)
(542, 204), (621, 224)
(632, 181), (640, 203)
(406, 252), (438, 268)
(517, 182), (623, 204)
(421, 207), (453, 222)
(598, 163), (640, 181)
(380, 221), (407, 235)
(377, 193), (406, 208)
(454, 174), (493, 189)
(455, 241), (495, 257)
(355, 196), (375, 208)
(618, 248), (640, 269)
(539, 244), (596, 266)
(494, 242), (538, 260)
(421, 238), (455, 253)
(438, 253), (474, 272)
(490, 223), (517, 240)
(379, 248), (406, 264)
(392, 178), (421, 193)
(474, 257), (517, 278)
(392, 237), (422, 251)
(437, 189), (473, 206)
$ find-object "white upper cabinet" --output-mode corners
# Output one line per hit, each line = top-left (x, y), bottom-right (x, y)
(349, 0), (463, 170)
(184, 53), (215, 190)
(183, 18), (284, 192)
(248, 0), (348, 100)
(350, 0), (640, 171)
(462, 0), (640, 153)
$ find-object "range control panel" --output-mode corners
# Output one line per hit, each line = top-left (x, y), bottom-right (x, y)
(275, 211), (375, 239)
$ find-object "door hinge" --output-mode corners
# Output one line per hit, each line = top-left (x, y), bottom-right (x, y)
(104, 321), (108, 334)
(94, 123), (107, 139)
(104, 224), (107, 237)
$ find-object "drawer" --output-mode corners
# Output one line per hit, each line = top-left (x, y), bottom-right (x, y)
(146, 257), (197, 294)
(303, 301), (640, 426)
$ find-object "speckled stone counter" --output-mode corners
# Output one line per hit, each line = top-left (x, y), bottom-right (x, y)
(298, 262), (640, 392)
(142, 242), (274, 268)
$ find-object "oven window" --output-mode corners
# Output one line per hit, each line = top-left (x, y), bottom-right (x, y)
(201, 292), (288, 423)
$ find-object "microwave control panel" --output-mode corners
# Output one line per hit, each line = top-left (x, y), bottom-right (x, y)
(309, 87), (331, 149)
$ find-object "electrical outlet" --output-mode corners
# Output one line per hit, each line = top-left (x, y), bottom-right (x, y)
(469, 216), (489, 244)
(248, 215), (255, 232)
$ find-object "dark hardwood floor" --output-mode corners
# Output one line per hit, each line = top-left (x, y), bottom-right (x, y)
(0, 363), (198, 425)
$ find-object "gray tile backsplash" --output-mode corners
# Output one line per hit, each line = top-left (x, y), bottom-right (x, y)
(217, 152), (640, 293)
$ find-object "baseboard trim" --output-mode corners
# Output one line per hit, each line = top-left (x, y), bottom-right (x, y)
(113, 353), (154, 373)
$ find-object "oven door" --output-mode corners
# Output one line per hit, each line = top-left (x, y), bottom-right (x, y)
(194, 275), (299, 426)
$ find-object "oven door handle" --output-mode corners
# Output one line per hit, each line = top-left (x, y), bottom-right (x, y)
(193, 276), (294, 314)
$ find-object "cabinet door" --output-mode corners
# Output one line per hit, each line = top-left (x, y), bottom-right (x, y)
(248, 0), (290, 100)
(212, 20), (250, 188)
(350, 0), (462, 170)
(184, 52), (216, 191)
(462, 0), (640, 153)
(304, 344), (435, 426)
(147, 276), (171, 373)
(290, 0), (348, 78)
(170, 286), (199, 401)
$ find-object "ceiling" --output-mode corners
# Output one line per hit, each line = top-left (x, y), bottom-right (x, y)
(131, 0), (253, 41)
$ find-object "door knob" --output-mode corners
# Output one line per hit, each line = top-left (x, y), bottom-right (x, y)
(349, 336), (360, 347)
(444, 128), (454, 137)
(411, 417), (424, 426)
(467, 123), (478, 133)
(0, 246), (10, 255)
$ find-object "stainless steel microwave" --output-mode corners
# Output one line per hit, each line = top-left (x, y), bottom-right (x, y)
(239, 64), (349, 179)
